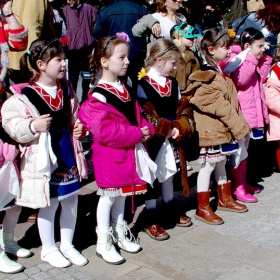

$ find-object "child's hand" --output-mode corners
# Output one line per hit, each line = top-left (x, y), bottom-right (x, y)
(73, 123), (84, 139)
(141, 126), (151, 142)
(33, 114), (52, 132)
(167, 128), (179, 139)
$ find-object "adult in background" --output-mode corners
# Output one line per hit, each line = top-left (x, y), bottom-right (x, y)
(232, 0), (280, 58)
(63, 0), (97, 102)
(93, 0), (152, 95)
(7, 0), (55, 85)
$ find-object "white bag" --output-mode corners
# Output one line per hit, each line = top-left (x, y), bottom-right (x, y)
(135, 143), (157, 186)
(155, 139), (177, 183)
(0, 161), (19, 209)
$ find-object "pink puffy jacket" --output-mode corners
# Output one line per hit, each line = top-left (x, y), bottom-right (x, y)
(226, 44), (272, 128)
(265, 76), (280, 141)
(78, 94), (155, 188)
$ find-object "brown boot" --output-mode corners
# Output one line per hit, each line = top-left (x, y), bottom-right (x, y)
(195, 191), (224, 225)
(217, 181), (248, 213)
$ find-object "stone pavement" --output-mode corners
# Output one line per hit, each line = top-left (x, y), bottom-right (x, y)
(1, 161), (280, 280)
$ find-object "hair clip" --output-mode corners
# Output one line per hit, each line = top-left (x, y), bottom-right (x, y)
(26, 50), (31, 56)
(116, 32), (130, 43)
(59, 36), (69, 46)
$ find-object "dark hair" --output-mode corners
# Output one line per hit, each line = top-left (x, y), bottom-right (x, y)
(200, 28), (232, 67)
(240, 27), (264, 49)
(88, 36), (129, 87)
(20, 39), (65, 82)
(257, 0), (280, 34)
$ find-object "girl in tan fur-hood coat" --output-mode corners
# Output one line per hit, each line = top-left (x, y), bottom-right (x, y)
(185, 29), (250, 226)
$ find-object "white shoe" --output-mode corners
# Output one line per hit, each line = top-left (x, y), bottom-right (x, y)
(96, 227), (125, 265)
(186, 161), (193, 171)
(41, 247), (71, 268)
(60, 245), (88, 266)
(0, 250), (23, 274)
(1, 231), (31, 258)
(114, 221), (142, 254)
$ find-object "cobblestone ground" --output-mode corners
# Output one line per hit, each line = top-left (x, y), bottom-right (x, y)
(0, 160), (280, 279)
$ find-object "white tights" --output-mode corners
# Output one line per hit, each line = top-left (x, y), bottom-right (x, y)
(38, 194), (78, 253)
(145, 175), (174, 210)
(2, 205), (22, 232)
(197, 159), (227, 192)
(96, 195), (126, 233)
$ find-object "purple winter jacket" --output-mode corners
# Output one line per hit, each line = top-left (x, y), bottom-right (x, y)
(226, 44), (272, 128)
(78, 94), (155, 188)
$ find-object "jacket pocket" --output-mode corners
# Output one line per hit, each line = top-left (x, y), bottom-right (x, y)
(113, 150), (127, 163)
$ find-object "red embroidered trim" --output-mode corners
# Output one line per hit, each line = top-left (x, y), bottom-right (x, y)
(272, 64), (280, 80)
(143, 76), (171, 97)
(97, 82), (131, 102)
(31, 82), (63, 111)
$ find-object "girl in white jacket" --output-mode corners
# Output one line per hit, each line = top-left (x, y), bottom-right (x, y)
(1, 38), (88, 268)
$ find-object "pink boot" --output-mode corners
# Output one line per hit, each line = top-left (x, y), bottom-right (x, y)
(233, 185), (258, 203)
(229, 164), (258, 203)
(240, 160), (261, 194)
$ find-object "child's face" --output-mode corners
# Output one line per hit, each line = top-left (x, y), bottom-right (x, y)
(44, 54), (66, 81)
(107, 43), (129, 77)
(181, 37), (194, 48)
(160, 54), (180, 76)
(212, 45), (231, 63)
(248, 38), (265, 58)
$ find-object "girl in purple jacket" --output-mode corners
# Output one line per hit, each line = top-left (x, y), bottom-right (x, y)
(224, 28), (272, 203)
(78, 35), (155, 265)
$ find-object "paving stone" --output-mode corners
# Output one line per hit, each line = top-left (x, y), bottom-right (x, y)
(7, 275), (28, 280)
(30, 272), (52, 280)
(23, 267), (41, 276)
(36, 263), (53, 272)
(55, 273), (73, 280)
(47, 268), (64, 277)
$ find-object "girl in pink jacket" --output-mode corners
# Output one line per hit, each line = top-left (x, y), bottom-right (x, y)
(264, 44), (280, 172)
(78, 35), (155, 265)
(0, 138), (31, 273)
(224, 28), (272, 203)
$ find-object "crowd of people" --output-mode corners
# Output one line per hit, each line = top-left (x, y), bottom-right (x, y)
(0, 0), (280, 274)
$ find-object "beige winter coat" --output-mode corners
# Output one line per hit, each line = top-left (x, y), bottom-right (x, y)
(1, 80), (87, 208)
(186, 70), (250, 147)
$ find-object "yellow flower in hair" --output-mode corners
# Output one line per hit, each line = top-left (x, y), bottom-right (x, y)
(138, 67), (147, 80)
(228, 29), (236, 39)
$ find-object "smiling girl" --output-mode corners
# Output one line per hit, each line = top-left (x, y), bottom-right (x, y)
(1, 38), (88, 268)
(137, 38), (194, 241)
(224, 28), (273, 203)
(185, 28), (249, 225)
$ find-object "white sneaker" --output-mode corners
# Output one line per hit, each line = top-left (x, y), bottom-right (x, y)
(0, 250), (23, 274)
(1, 231), (31, 258)
(186, 161), (193, 171)
(41, 247), (71, 268)
(60, 246), (88, 266)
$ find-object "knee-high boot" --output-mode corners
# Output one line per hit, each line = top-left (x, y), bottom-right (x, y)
(194, 191), (224, 225)
(241, 160), (261, 194)
(229, 164), (258, 203)
(217, 181), (248, 212)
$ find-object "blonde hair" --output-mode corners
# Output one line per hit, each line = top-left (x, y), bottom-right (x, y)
(145, 38), (180, 71)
